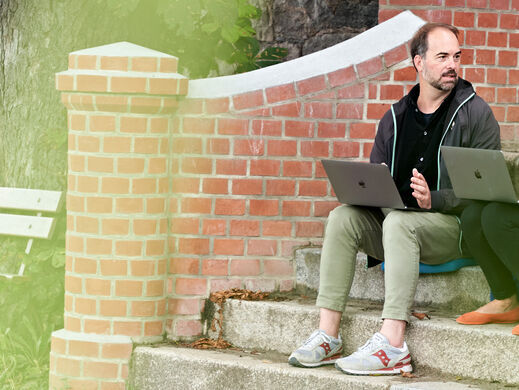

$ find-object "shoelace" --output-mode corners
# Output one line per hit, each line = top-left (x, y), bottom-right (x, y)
(357, 335), (383, 354)
(302, 330), (330, 350)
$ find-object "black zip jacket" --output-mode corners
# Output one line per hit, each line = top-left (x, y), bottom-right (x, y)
(370, 78), (501, 215)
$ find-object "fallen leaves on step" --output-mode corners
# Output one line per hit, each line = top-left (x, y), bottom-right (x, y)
(411, 312), (430, 320)
(400, 371), (416, 378)
(188, 337), (231, 350)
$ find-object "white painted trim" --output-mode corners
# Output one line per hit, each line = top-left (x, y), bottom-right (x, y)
(187, 11), (425, 99)
(52, 328), (133, 344)
(71, 41), (178, 59)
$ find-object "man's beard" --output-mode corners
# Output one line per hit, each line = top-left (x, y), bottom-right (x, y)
(423, 67), (458, 91)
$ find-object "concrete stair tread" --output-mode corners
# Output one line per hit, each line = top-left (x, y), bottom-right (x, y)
(215, 298), (519, 386)
(130, 345), (498, 390)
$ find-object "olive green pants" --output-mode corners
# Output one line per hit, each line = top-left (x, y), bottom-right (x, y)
(316, 205), (462, 321)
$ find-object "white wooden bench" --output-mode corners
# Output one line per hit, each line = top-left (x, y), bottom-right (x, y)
(0, 187), (63, 278)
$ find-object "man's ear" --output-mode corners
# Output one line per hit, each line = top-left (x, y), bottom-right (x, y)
(413, 55), (423, 72)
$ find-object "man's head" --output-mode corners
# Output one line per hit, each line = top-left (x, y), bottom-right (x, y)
(410, 23), (461, 92)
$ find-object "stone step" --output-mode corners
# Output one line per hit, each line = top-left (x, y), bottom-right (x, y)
(214, 298), (519, 386)
(129, 345), (496, 390)
(295, 248), (490, 313)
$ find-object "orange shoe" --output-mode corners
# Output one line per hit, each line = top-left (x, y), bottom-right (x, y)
(513, 324), (519, 336)
(456, 306), (519, 325)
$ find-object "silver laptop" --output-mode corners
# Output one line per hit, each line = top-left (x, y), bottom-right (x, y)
(321, 159), (422, 210)
(441, 146), (519, 204)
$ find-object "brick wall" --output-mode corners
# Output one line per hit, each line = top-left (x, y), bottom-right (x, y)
(169, 4), (517, 338)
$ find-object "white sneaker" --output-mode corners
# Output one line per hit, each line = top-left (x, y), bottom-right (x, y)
(288, 329), (343, 367)
(335, 332), (412, 375)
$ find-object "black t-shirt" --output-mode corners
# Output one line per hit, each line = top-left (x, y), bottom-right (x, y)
(393, 86), (455, 208)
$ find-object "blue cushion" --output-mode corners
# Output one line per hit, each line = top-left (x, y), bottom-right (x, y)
(380, 257), (477, 274)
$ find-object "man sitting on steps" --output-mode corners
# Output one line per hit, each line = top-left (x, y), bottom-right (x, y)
(288, 22), (501, 375)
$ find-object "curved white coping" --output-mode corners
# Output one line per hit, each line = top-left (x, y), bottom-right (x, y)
(187, 11), (425, 99)
(52, 328), (132, 343)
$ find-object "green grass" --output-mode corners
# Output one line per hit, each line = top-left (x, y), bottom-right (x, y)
(0, 237), (65, 389)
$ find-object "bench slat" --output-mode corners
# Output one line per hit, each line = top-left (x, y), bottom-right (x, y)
(0, 213), (55, 239)
(0, 187), (63, 213)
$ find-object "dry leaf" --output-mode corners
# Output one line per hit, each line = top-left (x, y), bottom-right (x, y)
(401, 370), (416, 378)
(411, 312), (430, 320)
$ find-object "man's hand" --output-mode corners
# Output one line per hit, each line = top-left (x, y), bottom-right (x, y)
(410, 168), (431, 209)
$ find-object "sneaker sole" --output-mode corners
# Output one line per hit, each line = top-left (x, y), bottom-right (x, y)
(335, 362), (413, 376)
(288, 353), (342, 368)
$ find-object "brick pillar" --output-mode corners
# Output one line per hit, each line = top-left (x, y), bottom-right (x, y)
(50, 42), (187, 389)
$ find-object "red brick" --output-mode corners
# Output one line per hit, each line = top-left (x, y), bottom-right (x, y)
(350, 122), (376, 139)
(337, 103), (363, 119)
(210, 279), (242, 292)
(181, 197), (211, 214)
(218, 118), (249, 135)
(171, 217), (199, 234)
(297, 76), (327, 96)
(214, 239), (244, 255)
(250, 160), (281, 176)
(169, 298), (201, 315)
(183, 117), (214, 135)
(380, 85), (405, 100)
(178, 99), (203, 115)
(357, 57), (383, 79)
(282, 200), (311, 216)
(296, 221), (324, 237)
(478, 12), (498, 28)
(268, 140), (297, 156)
(490, 0), (511, 8)
(367, 103), (390, 120)
(476, 87), (495, 103)
(248, 239), (277, 256)
(206, 97), (230, 114)
(508, 106), (519, 122)
(510, 69), (519, 85)
(171, 177), (199, 194)
(201, 259), (228, 276)
(497, 88), (517, 103)
(264, 260), (293, 276)
(230, 220), (260, 236)
(476, 49), (496, 65)
(413, 9), (452, 24)
(263, 220), (292, 236)
(446, 0), (464, 5)
(203, 178), (228, 194)
(461, 48), (474, 66)
(393, 67), (417, 82)
(299, 180), (328, 196)
(487, 32), (508, 48)
(176, 319), (202, 337)
(176, 278), (207, 295)
(206, 138), (230, 155)
(170, 257), (199, 275)
(337, 84), (364, 99)
(464, 67), (486, 83)
(182, 157), (212, 174)
(327, 66), (357, 87)
(467, 0), (487, 7)
(244, 279), (276, 292)
(487, 68), (507, 84)
(511, 33), (519, 48)
(216, 159), (247, 175)
(242, 107), (271, 116)
(369, 83), (378, 99)
(215, 199), (246, 215)
(491, 105), (506, 121)
(230, 259), (260, 275)
(453, 11), (475, 28)
(500, 13), (519, 30)
(202, 219), (227, 235)
(172, 137), (202, 154)
(233, 90), (264, 110)
(333, 141), (360, 157)
(314, 201), (341, 217)
(234, 139), (265, 156)
(500, 124), (516, 140)
(283, 161), (313, 177)
(498, 50), (518, 67)
(390, 0), (441, 4)
(384, 45), (408, 67)
(285, 121), (314, 137)
(252, 120), (282, 136)
(465, 30), (485, 46)
(363, 142), (374, 158)
(272, 102), (302, 117)
(178, 238), (209, 255)
(232, 179), (263, 195)
(266, 83), (296, 103)
(301, 140), (329, 157)
(266, 179), (296, 196)
(250, 199), (279, 216)
(378, 9), (400, 23)
(304, 102), (333, 119)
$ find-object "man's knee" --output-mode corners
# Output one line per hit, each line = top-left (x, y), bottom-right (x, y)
(460, 202), (484, 233)
(382, 211), (411, 234)
(327, 205), (365, 232)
